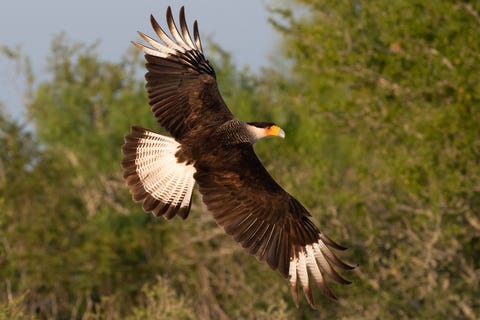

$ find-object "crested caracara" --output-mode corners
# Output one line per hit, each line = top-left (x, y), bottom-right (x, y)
(121, 6), (355, 308)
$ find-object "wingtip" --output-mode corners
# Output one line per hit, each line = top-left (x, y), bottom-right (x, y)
(345, 262), (358, 270)
(322, 284), (339, 301)
(131, 40), (141, 49)
(150, 14), (159, 28)
(319, 233), (348, 251)
(166, 6), (173, 20)
(136, 31), (147, 41)
(179, 6), (187, 26)
(193, 20), (203, 53)
(290, 282), (299, 308)
(304, 287), (316, 309)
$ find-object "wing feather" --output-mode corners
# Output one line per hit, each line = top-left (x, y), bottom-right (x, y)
(133, 6), (233, 139)
(193, 21), (203, 53)
(194, 144), (354, 308)
(150, 15), (184, 52)
(179, 7), (197, 49)
(166, 7), (189, 48)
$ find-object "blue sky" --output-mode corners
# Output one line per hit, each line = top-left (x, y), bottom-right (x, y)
(0, 0), (277, 120)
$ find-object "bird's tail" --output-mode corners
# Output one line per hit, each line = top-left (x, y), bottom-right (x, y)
(121, 126), (196, 219)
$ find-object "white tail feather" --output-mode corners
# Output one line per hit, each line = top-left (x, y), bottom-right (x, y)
(122, 126), (196, 219)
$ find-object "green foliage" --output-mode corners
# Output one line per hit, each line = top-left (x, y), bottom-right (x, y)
(0, 293), (33, 320)
(267, 0), (480, 318)
(28, 34), (155, 175)
(1, 1), (480, 318)
(127, 277), (195, 320)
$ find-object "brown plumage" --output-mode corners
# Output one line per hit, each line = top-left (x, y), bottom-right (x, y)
(121, 6), (355, 308)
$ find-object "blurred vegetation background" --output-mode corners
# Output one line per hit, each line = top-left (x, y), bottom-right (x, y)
(1, 0), (479, 319)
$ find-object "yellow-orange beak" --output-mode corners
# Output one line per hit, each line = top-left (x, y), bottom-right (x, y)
(266, 125), (286, 138)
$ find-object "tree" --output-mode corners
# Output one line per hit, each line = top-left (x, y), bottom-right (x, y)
(2, 1), (479, 318)
(268, 0), (480, 318)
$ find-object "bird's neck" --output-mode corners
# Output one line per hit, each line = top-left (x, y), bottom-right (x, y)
(214, 119), (258, 145)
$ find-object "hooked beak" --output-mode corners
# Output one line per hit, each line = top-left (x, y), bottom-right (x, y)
(266, 125), (286, 139)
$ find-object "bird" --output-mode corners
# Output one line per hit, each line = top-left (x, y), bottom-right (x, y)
(121, 6), (355, 308)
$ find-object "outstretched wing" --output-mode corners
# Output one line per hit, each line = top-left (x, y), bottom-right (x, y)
(194, 144), (355, 308)
(133, 6), (234, 139)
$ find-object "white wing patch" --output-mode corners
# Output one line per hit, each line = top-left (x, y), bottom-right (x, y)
(288, 234), (354, 308)
(133, 7), (203, 59)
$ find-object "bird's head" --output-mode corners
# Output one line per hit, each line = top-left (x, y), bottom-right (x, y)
(246, 122), (286, 143)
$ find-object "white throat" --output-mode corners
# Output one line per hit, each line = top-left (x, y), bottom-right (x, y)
(246, 124), (267, 143)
